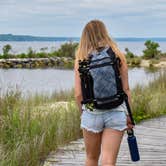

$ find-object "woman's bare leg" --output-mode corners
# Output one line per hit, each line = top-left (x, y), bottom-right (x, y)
(82, 128), (103, 166)
(101, 128), (125, 166)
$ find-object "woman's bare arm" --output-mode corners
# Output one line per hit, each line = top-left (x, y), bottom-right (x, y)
(74, 59), (83, 114)
(119, 54), (132, 108)
(119, 53), (135, 128)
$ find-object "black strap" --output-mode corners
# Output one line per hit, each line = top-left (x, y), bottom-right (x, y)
(124, 93), (135, 126)
(95, 93), (121, 101)
(79, 58), (94, 104)
(106, 47), (123, 93)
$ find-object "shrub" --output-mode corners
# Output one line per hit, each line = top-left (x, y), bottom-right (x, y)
(27, 47), (36, 58)
(17, 53), (28, 58)
(143, 40), (161, 59)
(2, 44), (12, 59)
(55, 42), (78, 58)
(127, 57), (141, 66)
(36, 52), (48, 58)
(125, 48), (135, 58)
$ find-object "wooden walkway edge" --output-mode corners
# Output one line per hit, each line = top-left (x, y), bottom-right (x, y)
(43, 115), (166, 166)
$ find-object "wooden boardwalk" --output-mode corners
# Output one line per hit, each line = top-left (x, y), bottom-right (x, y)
(43, 115), (166, 166)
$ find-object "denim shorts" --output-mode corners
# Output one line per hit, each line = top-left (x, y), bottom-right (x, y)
(80, 102), (128, 133)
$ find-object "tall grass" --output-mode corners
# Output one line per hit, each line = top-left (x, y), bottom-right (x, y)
(0, 88), (81, 166)
(132, 70), (166, 123)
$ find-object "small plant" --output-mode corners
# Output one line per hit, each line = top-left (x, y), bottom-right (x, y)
(27, 47), (36, 58)
(55, 41), (78, 58)
(127, 57), (141, 66)
(125, 48), (135, 58)
(2, 44), (12, 58)
(17, 53), (28, 58)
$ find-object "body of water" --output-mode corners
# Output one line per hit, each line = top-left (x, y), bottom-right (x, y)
(0, 40), (163, 97)
(0, 41), (166, 56)
(0, 67), (159, 97)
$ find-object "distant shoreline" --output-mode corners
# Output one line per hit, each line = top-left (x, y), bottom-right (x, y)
(1, 34), (166, 42)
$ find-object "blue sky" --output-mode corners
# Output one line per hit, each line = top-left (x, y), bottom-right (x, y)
(0, 0), (166, 37)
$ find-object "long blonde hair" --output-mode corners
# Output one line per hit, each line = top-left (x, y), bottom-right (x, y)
(75, 19), (126, 63)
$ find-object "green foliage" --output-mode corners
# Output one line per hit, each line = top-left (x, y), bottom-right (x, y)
(0, 54), (3, 59)
(127, 57), (141, 66)
(132, 71), (166, 123)
(63, 60), (74, 69)
(36, 52), (48, 58)
(54, 42), (78, 58)
(125, 48), (135, 58)
(124, 48), (141, 66)
(143, 40), (161, 59)
(17, 53), (28, 58)
(2, 44), (12, 58)
(0, 88), (81, 166)
(27, 47), (36, 58)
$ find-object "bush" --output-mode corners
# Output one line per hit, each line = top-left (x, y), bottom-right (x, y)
(0, 54), (4, 59)
(27, 47), (36, 58)
(127, 57), (141, 66)
(143, 40), (161, 59)
(36, 52), (48, 58)
(125, 48), (135, 58)
(2, 44), (12, 58)
(17, 53), (28, 58)
(54, 42), (78, 58)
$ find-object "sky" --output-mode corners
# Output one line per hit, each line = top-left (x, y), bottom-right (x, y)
(0, 0), (166, 37)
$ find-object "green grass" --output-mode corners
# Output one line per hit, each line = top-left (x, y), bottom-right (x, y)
(132, 70), (166, 123)
(126, 56), (141, 67)
(0, 88), (81, 166)
(0, 71), (166, 166)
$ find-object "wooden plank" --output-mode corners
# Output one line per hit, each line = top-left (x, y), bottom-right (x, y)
(43, 116), (166, 166)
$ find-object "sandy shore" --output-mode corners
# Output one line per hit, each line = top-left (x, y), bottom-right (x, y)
(140, 59), (166, 68)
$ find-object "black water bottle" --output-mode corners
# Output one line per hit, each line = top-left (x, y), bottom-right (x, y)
(127, 129), (140, 162)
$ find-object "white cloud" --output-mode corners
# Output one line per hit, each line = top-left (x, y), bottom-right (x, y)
(1, 0), (165, 18)
(0, 0), (165, 36)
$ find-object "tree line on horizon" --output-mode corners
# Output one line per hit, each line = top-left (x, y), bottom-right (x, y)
(0, 40), (165, 61)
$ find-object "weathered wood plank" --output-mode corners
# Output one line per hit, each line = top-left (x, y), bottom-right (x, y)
(43, 115), (166, 166)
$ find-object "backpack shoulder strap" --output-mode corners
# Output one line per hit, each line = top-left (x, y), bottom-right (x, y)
(106, 46), (121, 66)
(106, 46), (116, 60)
(106, 46), (124, 93)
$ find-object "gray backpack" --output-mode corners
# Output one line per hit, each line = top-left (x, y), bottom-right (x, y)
(78, 46), (126, 111)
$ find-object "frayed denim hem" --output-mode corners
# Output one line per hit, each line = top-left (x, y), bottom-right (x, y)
(80, 125), (103, 133)
(106, 126), (128, 132)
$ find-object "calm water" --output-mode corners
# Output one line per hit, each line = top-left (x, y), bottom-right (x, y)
(0, 41), (166, 56)
(0, 41), (163, 97)
(0, 67), (159, 97)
